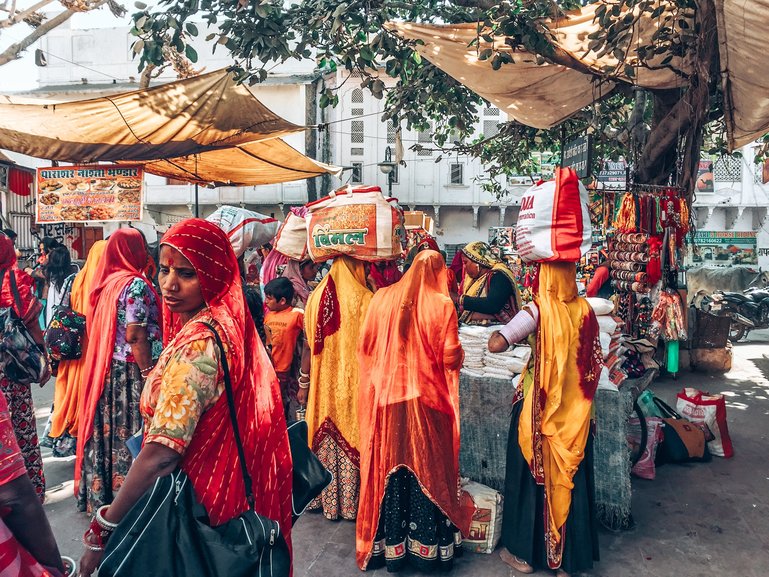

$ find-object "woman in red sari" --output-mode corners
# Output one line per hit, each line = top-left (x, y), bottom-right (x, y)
(356, 250), (469, 572)
(78, 219), (292, 577)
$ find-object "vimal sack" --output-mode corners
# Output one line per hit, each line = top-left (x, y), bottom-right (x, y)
(305, 185), (404, 262)
(515, 167), (591, 263)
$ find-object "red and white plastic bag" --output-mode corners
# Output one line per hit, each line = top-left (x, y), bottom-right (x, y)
(515, 167), (591, 263)
(206, 206), (279, 258)
(676, 388), (734, 458)
(305, 185), (404, 262)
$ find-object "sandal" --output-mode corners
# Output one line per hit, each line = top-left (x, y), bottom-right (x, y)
(499, 549), (534, 574)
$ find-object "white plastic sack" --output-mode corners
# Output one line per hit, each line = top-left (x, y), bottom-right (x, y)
(587, 297), (615, 316)
(460, 480), (504, 554)
(597, 315), (619, 336)
(206, 206), (280, 258)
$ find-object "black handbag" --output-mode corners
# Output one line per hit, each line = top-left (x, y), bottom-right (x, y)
(99, 323), (290, 577)
(652, 396), (711, 464)
(287, 419), (332, 521)
(44, 275), (85, 361)
(0, 268), (48, 385)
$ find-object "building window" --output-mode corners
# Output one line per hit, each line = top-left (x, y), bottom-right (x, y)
(450, 163), (464, 185)
(713, 155), (742, 182)
(484, 107), (500, 116)
(352, 107), (364, 116)
(351, 120), (364, 144)
(389, 164), (399, 185)
(350, 147), (364, 157)
(351, 162), (363, 184)
(387, 120), (397, 144)
(351, 88), (364, 104)
(483, 119), (499, 138)
(417, 126), (433, 157)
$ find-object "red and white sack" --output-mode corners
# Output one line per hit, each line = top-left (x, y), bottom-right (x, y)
(676, 388), (734, 458)
(274, 212), (308, 261)
(206, 206), (279, 258)
(459, 479), (503, 554)
(515, 167), (591, 263)
(305, 185), (404, 262)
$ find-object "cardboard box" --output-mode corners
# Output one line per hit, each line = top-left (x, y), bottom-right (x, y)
(404, 211), (425, 229)
(423, 216), (434, 235)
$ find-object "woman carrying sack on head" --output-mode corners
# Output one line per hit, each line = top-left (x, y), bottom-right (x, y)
(78, 219), (293, 577)
(75, 230), (162, 514)
(0, 233), (47, 502)
(299, 255), (373, 520)
(356, 250), (469, 572)
(458, 241), (520, 325)
(487, 261), (601, 577)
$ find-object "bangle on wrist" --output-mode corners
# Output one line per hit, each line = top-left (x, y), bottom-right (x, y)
(298, 380), (310, 389)
(96, 504), (118, 530)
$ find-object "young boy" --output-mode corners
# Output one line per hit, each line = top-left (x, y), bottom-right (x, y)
(264, 277), (305, 419)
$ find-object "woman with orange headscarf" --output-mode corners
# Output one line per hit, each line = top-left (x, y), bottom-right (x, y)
(488, 262), (601, 577)
(76, 229), (162, 514)
(46, 240), (107, 455)
(78, 218), (292, 577)
(356, 250), (469, 572)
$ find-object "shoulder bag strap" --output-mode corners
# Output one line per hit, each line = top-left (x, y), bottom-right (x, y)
(201, 321), (255, 508)
(8, 269), (25, 318)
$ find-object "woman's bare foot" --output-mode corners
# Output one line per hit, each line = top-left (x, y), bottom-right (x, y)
(499, 548), (534, 573)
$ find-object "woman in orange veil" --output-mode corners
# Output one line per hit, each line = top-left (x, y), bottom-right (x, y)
(356, 250), (469, 572)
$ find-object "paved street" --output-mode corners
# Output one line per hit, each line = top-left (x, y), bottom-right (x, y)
(35, 332), (769, 576)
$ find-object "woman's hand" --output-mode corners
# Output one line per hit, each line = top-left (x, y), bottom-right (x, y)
(297, 387), (308, 406)
(78, 548), (104, 577)
(488, 331), (511, 353)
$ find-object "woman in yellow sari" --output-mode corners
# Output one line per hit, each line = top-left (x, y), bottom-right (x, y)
(48, 241), (107, 445)
(300, 255), (373, 520)
(488, 262), (601, 576)
(459, 241), (520, 325)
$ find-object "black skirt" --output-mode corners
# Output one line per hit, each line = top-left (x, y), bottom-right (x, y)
(501, 401), (599, 573)
(367, 467), (462, 573)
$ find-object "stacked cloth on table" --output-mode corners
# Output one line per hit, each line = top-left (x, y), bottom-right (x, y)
(587, 297), (627, 389)
(458, 324), (531, 379)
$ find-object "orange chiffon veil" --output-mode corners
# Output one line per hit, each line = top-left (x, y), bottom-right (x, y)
(356, 250), (469, 569)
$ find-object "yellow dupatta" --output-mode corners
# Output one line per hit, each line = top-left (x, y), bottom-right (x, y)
(517, 262), (601, 567)
(49, 240), (107, 438)
(304, 256), (373, 455)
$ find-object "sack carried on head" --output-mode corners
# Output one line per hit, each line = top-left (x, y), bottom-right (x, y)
(206, 206), (280, 258)
(274, 211), (309, 261)
(676, 387), (733, 458)
(515, 167), (591, 263)
(306, 185), (404, 262)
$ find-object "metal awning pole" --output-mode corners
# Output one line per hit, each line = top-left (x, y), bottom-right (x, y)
(194, 155), (200, 217)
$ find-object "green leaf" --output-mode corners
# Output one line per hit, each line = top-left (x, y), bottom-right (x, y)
(134, 1), (147, 9)
(185, 22), (199, 36)
(185, 44), (198, 63)
(624, 64), (635, 78)
(131, 39), (144, 55)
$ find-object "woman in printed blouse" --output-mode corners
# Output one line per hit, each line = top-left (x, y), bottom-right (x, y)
(75, 229), (162, 514)
(78, 219), (292, 577)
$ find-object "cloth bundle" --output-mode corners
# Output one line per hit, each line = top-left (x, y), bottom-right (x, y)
(650, 290), (687, 341)
(459, 324), (530, 379)
(590, 297), (627, 390)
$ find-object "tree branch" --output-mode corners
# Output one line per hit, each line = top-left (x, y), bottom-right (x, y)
(0, 0), (111, 66)
(0, 0), (53, 29)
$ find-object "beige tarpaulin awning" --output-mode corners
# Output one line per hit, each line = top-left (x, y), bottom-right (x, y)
(0, 69), (302, 162)
(715, 0), (769, 150)
(388, 2), (690, 130)
(132, 137), (341, 186)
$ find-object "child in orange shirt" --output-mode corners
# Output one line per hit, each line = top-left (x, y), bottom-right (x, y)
(264, 277), (305, 419)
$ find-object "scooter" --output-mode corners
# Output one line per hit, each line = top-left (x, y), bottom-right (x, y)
(701, 288), (769, 341)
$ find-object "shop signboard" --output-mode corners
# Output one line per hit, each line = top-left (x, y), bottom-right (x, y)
(596, 160), (626, 189)
(695, 160), (714, 194)
(561, 134), (593, 178)
(689, 231), (757, 266)
(36, 165), (144, 223)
